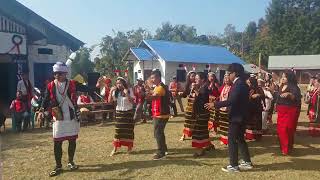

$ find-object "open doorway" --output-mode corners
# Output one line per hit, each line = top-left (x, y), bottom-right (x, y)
(0, 62), (18, 108)
(33, 63), (55, 91)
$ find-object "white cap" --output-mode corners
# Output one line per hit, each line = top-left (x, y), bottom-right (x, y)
(53, 62), (68, 73)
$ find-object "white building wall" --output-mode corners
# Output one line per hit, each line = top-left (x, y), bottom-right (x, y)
(28, 44), (70, 85)
(133, 60), (162, 81)
(133, 59), (231, 85)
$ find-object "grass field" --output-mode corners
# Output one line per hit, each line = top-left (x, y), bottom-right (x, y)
(1, 103), (320, 180)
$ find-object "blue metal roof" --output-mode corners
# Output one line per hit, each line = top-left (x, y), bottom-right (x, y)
(130, 48), (154, 61)
(142, 39), (245, 64)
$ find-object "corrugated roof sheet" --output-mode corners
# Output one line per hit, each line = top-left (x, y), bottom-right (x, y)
(142, 39), (244, 64)
(130, 48), (154, 61)
(243, 64), (268, 74)
(268, 55), (320, 70)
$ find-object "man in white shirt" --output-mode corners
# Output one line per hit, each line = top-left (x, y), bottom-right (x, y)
(16, 70), (33, 129)
(17, 71), (33, 100)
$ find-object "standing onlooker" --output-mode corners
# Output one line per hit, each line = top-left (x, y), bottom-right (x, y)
(258, 79), (273, 133)
(96, 76), (113, 121)
(206, 63), (253, 173)
(147, 70), (170, 160)
(169, 76), (184, 116)
(246, 77), (265, 141)
(10, 91), (29, 132)
(144, 77), (154, 120)
(266, 73), (279, 124)
(17, 70), (33, 128)
(308, 78), (320, 136)
(276, 71), (301, 155)
(306, 76), (316, 115)
(133, 78), (146, 123)
(30, 88), (42, 129)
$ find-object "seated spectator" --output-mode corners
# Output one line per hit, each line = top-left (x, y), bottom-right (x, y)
(77, 92), (94, 105)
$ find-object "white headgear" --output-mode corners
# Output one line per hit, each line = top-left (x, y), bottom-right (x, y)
(53, 62), (68, 73)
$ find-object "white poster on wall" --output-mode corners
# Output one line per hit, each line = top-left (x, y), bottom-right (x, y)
(0, 32), (27, 55)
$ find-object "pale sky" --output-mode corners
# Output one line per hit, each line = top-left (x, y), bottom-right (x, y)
(17, 0), (271, 47)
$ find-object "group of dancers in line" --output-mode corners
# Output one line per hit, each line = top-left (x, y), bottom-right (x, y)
(33, 61), (319, 177)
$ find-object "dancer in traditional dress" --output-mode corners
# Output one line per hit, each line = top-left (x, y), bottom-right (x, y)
(40, 62), (91, 177)
(207, 72), (220, 133)
(245, 77), (265, 141)
(308, 78), (320, 137)
(216, 74), (232, 145)
(179, 71), (196, 141)
(276, 71), (301, 155)
(192, 72), (215, 157)
(109, 77), (135, 156)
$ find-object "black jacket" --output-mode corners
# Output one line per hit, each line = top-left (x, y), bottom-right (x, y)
(215, 78), (249, 124)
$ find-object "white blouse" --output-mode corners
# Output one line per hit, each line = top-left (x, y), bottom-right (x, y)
(112, 88), (135, 111)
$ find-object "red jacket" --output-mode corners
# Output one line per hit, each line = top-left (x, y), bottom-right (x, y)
(80, 95), (92, 104)
(10, 99), (26, 113)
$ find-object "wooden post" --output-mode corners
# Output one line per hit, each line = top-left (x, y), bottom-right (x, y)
(142, 60), (145, 80)
(258, 53), (262, 68)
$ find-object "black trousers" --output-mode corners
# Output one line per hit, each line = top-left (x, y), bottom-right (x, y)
(54, 140), (76, 167)
(13, 112), (29, 132)
(228, 122), (251, 167)
(153, 118), (168, 155)
(170, 103), (177, 116)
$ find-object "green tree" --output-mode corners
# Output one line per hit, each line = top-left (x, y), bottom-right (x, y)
(266, 0), (320, 55)
(95, 28), (152, 82)
(155, 22), (198, 43)
(71, 47), (94, 79)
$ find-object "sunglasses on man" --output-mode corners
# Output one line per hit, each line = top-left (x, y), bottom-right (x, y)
(54, 72), (67, 76)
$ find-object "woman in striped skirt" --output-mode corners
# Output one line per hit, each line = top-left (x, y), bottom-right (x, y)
(216, 74), (232, 145)
(109, 77), (135, 156)
(192, 72), (215, 157)
(207, 72), (220, 134)
(179, 71), (196, 141)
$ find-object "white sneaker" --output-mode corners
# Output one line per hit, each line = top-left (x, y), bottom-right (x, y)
(221, 165), (240, 173)
(239, 161), (253, 170)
